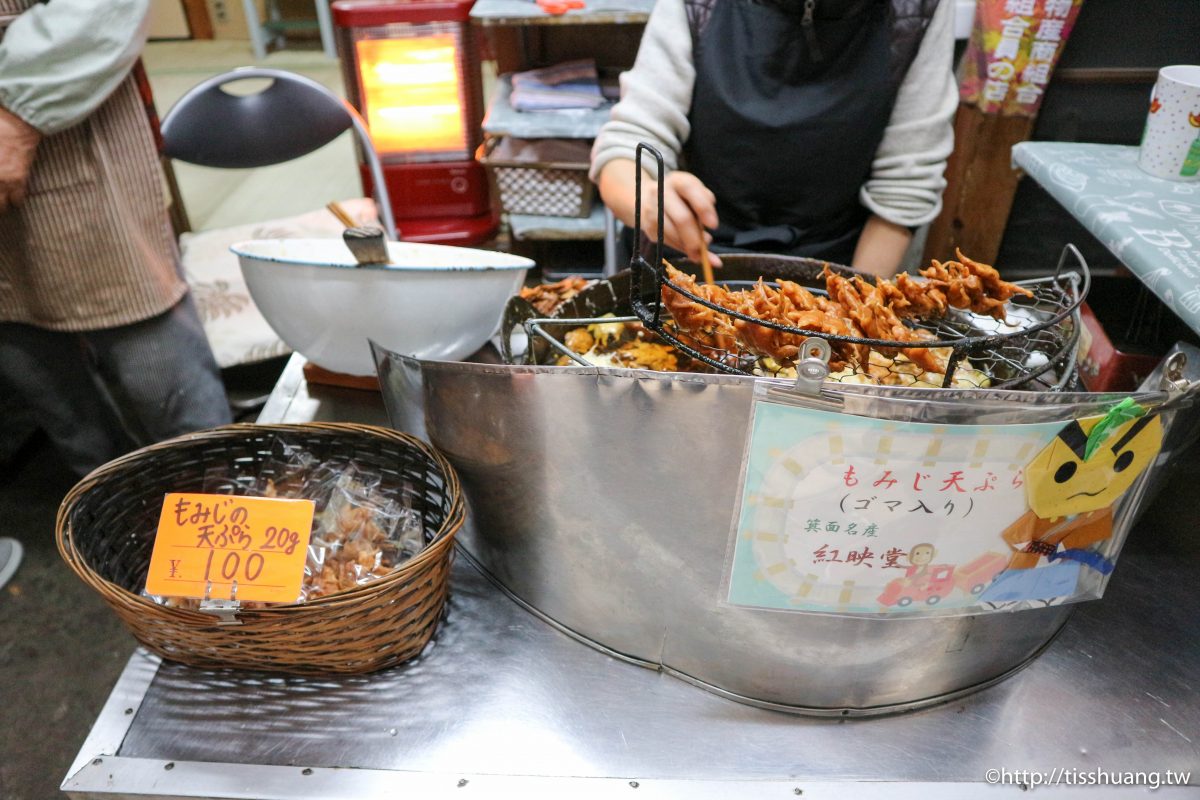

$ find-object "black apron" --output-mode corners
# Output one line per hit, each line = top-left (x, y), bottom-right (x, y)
(681, 0), (938, 263)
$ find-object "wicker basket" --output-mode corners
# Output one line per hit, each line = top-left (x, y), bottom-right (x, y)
(56, 423), (465, 675)
(480, 136), (595, 218)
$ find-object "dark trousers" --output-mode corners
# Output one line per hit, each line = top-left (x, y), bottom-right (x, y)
(0, 294), (231, 476)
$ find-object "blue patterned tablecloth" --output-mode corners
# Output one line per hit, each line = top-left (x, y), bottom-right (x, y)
(1013, 142), (1200, 336)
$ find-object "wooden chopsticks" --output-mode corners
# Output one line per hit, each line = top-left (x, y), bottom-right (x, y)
(699, 245), (715, 286)
(326, 201), (357, 229)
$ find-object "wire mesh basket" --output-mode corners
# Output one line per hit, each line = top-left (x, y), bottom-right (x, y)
(506, 145), (1088, 391)
(512, 264), (1086, 391)
(620, 143), (1089, 391)
(629, 253), (1087, 390)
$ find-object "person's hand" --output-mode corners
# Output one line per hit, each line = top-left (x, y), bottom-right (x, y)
(0, 106), (41, 214)
(639, 171), (721, 267)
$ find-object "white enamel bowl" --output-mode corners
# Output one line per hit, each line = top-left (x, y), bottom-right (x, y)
(232, 239), (532, 376)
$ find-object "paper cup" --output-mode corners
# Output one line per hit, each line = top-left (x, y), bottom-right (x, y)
(1138, 65), (1200, 181)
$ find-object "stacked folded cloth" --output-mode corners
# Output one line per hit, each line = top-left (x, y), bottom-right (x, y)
(510, 59), (606, 111)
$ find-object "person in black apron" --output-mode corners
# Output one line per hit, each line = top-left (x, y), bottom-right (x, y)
(592, 0), (955, 277)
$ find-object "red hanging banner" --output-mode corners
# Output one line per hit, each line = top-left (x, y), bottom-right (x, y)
(959, 0), (1085, 117)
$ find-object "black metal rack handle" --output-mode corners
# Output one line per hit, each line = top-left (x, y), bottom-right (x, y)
(630, 143), (667, 327)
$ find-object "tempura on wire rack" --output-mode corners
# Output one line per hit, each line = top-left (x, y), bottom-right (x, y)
(659, 250), (1033, 387)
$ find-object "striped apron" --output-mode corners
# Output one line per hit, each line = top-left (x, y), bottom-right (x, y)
(0, 0), (185, 332)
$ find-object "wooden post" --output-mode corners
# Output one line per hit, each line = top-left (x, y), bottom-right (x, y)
(923, 105), (1035, 265)
(924, 0), (1086, 265)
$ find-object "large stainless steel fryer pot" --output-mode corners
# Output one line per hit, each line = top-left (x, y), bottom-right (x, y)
(377, 357), (1174, 717)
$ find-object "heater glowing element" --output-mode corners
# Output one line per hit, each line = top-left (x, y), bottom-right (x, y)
(333, 0), (496, 242)
(355, 34), (467, 157)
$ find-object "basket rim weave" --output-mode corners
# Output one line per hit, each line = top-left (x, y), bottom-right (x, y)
(55, 422), (465, 626)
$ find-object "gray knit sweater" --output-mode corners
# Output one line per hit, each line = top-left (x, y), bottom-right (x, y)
(590, 0), (958, 227)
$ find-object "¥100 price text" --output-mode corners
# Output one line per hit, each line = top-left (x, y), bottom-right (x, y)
(146, 493), (315, 603)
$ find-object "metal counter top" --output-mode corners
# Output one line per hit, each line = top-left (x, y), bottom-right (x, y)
(63, 355), (1200, 798)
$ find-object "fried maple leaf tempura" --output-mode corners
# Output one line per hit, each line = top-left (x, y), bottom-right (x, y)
(661, 265), (859, 367)
(519, 276), (591, 316)
(730, 278), (864, 367)
(824, 269), (949, 374)
(918, 249), (1033, 320)
(658, 265), (740, 354)
(659, 251), (1028, 376)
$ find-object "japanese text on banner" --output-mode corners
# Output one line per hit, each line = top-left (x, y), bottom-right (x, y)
(725, 397), (1162, 616)
(960, 0), (1084, 117)
(145, 493), (315, 604)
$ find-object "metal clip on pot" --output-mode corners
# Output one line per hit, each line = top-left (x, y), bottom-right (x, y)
(1154, 350), (1200, 421)
(1161, 351), (1192, 398)
(793, 337), (831, 395)
(342, 226), (390, 266)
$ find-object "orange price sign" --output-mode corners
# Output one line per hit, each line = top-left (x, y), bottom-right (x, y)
(145, 493), (315, 604)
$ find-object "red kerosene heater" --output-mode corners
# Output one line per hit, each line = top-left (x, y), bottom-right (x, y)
(332, 0), (497, 244)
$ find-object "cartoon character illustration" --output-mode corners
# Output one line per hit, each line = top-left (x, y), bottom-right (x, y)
(906, 543), (935, 576)
(1002, 399), (1162, 573)
(979, 559), (1083, 604)
(877, 549), (1007, 608)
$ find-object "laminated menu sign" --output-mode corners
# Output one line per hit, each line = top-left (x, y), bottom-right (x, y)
(145, 493), (315, 604)
(724, 392), (1164, 617)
